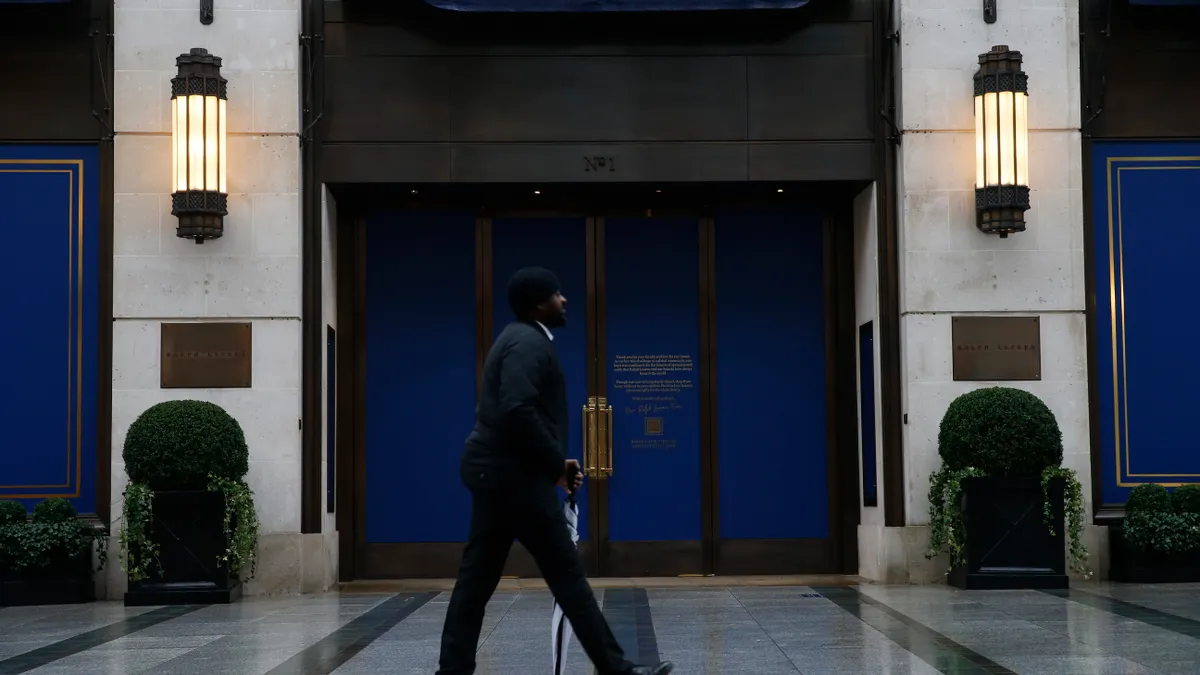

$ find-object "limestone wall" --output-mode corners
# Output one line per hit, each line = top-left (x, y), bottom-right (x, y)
(108, 0), (331, 596)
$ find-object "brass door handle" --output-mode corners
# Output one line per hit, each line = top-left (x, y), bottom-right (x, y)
(582, 396), (612, 480)
(598, 397), (613, 477)
(583, 397), (600, 478)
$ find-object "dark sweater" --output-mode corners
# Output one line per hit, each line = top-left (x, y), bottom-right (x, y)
(461, 321), (569, 490)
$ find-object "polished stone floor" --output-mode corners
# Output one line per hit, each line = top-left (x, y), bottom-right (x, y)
(3, 583), (1200, 674)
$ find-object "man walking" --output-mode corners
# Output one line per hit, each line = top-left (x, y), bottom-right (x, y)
(436, 267), (673, 675)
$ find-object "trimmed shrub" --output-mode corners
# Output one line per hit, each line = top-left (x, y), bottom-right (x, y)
(1122, 510), (1200, 554)
(0, 501), (26, 527)
(937, 386), (1063, 477)
(1171, 484), (1200, 516)
(123, 400), (249, 490)
(1126, 483), (1172, 515)
(32, 498), (77, 524)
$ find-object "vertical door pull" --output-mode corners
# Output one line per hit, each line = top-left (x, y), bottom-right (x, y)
(598, 397), (613, 477)
(583, 397), (600, 478)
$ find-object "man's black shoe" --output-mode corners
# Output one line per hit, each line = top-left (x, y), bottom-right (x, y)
(628, 662), (674, 675)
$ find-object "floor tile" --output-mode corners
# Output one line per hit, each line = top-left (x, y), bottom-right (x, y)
(5, 583), (1200, 673)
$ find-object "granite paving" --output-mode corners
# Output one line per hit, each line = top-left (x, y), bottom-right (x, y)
(3, 583), (1200, 674)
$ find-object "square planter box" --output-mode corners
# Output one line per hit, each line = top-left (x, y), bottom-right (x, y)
(1109, 526), (1200, 583)
(0, 551), (95, 607)
(949, 476), (1069, 590)
(124, 489), (242, 606)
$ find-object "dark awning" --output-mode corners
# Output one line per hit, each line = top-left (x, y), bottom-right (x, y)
(1127, 0), (1199, 4)
(421, 0), (809, 11)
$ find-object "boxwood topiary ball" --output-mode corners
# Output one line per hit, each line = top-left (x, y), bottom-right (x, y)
(0, 500), (26, 526)
(123, 400), (250, 490)
(32, 498), (77, 524)
(1172, 484), (1200, 516)
(938, 386), (1063, 477)
(1125, 482), (1172, 515)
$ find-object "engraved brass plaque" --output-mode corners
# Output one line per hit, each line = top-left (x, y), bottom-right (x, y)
(952, 316), (1041, 381)
(161, 322), (252, 389)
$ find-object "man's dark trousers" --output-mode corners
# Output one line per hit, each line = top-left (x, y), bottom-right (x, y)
(436, 479), (632, 675)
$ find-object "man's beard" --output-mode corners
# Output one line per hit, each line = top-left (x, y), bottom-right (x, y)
(544, 310), (567, 329)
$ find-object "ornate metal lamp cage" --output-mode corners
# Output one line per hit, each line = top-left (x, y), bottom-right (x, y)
(974, 45), (1030, 238)
(171, 48), (228, 244)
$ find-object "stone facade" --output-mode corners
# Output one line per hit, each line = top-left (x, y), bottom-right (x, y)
(103, 0), (1098, 595)
(107, 0), (335, 598)
(856, 0), (1099, 582)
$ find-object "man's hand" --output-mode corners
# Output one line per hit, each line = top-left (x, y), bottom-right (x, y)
(557, 459), (584, 493)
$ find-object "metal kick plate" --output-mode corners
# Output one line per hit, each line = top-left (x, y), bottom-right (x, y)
(951, 316), (1041, 381)
(161, 322), (253, 389)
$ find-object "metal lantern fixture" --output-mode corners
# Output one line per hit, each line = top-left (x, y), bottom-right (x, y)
(171, 48), (228, 244)
(974, 45), (1030, 238)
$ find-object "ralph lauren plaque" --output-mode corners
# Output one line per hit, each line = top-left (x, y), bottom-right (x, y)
(952, 316), (1041, 381)
(161, 322), (252, 389)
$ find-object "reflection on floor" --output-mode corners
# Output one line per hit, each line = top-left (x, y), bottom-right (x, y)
(2, 583), (1200, 674)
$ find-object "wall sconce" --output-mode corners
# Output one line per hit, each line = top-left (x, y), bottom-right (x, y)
(171, 48), (227, 244)
(974, 45), (1030, 238)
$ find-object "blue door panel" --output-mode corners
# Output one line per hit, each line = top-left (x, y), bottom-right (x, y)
(364, 211), (479, 543)
(714, 208), (828, 540)
(604, 217), (703, 542)
(491, 217), (590, 540)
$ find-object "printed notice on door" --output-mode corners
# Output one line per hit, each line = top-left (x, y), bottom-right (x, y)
(610, 354), (697, 451)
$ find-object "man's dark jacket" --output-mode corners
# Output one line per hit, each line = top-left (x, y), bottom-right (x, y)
(461, 321), (569, 491)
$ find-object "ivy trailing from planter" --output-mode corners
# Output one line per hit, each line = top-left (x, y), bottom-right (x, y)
(207, 475), (259, 582)
(926, 467), (986, 568)
(120, 477), (259, 584)
(926, 466), (1089, 573)
(118, 399), (259, 588)
(1041, 466), (1089, 577)
(118, 483), (160, 583)
(925, 386), (1091, 579)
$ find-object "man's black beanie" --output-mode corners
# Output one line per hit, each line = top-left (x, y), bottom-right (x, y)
(508, 266), (561, 317)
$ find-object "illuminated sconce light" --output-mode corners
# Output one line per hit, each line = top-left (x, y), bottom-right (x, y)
(974, 45), (1030, 238)
(171, 48), (228, 244)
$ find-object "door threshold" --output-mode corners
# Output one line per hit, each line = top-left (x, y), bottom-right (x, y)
(339, 574), (863, 593)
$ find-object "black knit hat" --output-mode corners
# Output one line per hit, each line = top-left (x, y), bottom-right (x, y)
(508, 266), (561, 317)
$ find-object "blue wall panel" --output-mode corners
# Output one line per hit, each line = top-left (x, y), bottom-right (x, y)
(0, 146), (99, 516)
(714, 208), (827, 539)
(859, 321), (877, 508)
(605, 217), (702, 542)
(491, 217), (590, 539)
(1092, 142), (1200, 505)
(326, 325), (336, 513)
(364, 211), (478, 543)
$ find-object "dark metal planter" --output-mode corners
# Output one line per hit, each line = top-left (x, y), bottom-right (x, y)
(949, 476), (1069, 590)
(124, 489), (242, 606)
(0, 550), (95, 607)
(1109, 525), (1200, 583)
